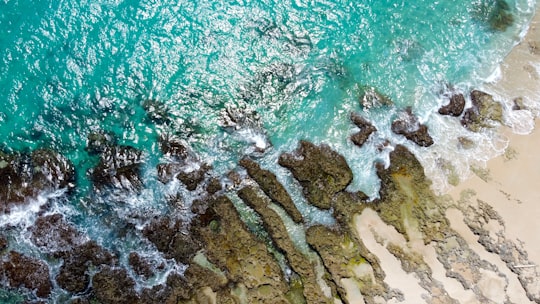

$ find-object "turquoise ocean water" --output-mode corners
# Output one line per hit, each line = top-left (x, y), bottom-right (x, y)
(0, 0), (537, 301)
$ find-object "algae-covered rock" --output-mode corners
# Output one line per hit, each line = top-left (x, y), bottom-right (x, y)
(375, 145), (447, 242)
(385, 244), (459, 304)
(461, 90), (504, 132)
(0, 251), (52, 298)
(55, 241), (117, 293)
(0, 149), (75, 210)
(359, 86), (394, 109)
(438, 93), (466, 116)
(278, 141), (353, 209)
(177, 163), (211, 191)
(194, 196), (292, 303)
(391, 108), (434, 147)
(92, 266), (139, 304)
(237, 186), (333, 303)
(306, 225), (387, 304)
(29, 214), (84, 253)
(90, 145), (144, 192)
(472, 0), (514, 31)
(240, 157), (303, 223)
(350, 113), (377, 147)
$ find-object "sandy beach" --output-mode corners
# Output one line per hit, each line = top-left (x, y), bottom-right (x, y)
(346, 6), (540, 304)
(448, 1), (540, 278)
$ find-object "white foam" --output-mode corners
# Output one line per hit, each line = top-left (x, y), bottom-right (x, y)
(0, 189), (67, 228)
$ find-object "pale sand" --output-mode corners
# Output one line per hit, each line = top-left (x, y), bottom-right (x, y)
(345, 7), (540, 304)
(448, 0), (540, 272)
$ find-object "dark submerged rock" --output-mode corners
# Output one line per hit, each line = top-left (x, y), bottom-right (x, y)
(438, 93), (466, 116)
(461, 90), (504, 132)
(158, 134), (188, 160)
(239, 157), (303, 223)
(143, 99), (169, 124)
(359, 86), (393, 109)
(86, 131), (116, 155)
(472, 0), (514, 31)
(0, 149), (75, 211)
(29, 214), (83, 252)
(55, 241), (116, 293)
(90, 145), (144, 192)
(350, 113), (377, 147)
(391, 107), (434, 147)
(278, 141), (353, 209)
(92, 266), (139, 304)
(0, 251), (52, 298)
(458, 137), (476, 150)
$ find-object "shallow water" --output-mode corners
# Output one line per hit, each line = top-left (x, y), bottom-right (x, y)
(0, 0), (538, 301)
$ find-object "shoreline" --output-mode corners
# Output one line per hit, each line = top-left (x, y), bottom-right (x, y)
(449, 2), (540, 266)
(346, 6), (540, 303)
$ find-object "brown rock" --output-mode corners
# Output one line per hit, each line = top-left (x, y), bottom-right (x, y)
(92, 266), (139, 304)
(0, 235), (7, 251)
(177, 164), (211, 191)
(391, 107), (434, 147)
(158, 134), (188, 160)
(55, 241), (116, 293)
(128, 252), (154, 278)
(278, 141), (353, 209)
(156, 163), (183, 184)
(0, 251), (52, 298)
(205, 177), (222, 195)
(350, 113), (377, 147)
(0, 149), (75, 210)
(29, 214), (83, 252)
(438, 93), (466, 116)
(142, 217), (200, 264)
(90, 145), (144, 192)
(240, 157), (303, 223)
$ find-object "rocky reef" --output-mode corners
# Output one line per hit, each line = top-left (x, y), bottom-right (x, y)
(0, 88), (538, 303)
(391, 107), (434, 147)
(438, 92), (466, 117)
(461, 90), (504, 132)
(0, 149), (75, 212)
(349, 113), (377, 147)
